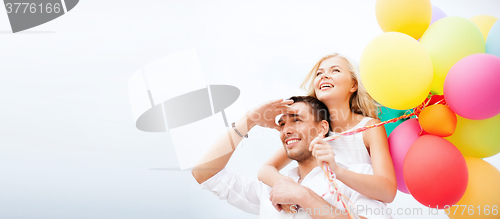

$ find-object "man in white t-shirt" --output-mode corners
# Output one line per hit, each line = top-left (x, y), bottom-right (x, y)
(192, 96), (389, 219)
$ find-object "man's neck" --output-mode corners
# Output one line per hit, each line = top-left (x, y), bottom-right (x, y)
(296, 158), (318, 184)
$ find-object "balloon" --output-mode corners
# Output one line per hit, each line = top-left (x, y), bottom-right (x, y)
(420, 16), (485, 95)
(404, 135), (468, 209)
(448, 157), (500, 219)
(430, 6), (447, 25)
(360, 32), (433, 110)
(419, 104), (457, 137)
(470, 15), (498, 42)
(375, 0), (432, 39)
(446, 54), (500, 118)
(444, 53), (500, 120)
(486, 20), (500, 57)
(379, 106), (409, 136)
(426, 94), (446, 105)
(388, 119), (421, 194)
(446, 114), (500, 158)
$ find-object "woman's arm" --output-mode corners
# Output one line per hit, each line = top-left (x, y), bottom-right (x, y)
(338, 119), (397, 203)
(257, 147), (294, 187)
(310, 119), (397, 203)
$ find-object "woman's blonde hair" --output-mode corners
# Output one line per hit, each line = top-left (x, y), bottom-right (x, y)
(301, 53), (379, 119)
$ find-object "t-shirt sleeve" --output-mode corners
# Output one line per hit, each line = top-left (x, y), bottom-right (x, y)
(200, 169), (263, 215)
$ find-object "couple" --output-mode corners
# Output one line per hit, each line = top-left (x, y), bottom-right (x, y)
(191, 54), (397, 218)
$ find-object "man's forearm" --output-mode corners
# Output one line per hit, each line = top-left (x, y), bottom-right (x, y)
(297, 187), (366, 219)
(191, 115), (252, 184)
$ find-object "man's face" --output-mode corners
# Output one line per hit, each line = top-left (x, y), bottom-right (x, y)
(278, 102), (325, 162)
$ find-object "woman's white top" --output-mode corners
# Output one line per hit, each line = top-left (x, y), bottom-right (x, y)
(329, 117), (373, 167)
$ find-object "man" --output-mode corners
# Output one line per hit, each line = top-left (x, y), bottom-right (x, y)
(192, 96), (388, 219)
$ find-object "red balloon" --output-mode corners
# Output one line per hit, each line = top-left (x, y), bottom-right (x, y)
(420, 93), (447, 107)
(403, 135), (468, 209)
(427, 94), (446, 106)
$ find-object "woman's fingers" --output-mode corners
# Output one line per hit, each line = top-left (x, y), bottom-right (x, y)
(311, 147), (328, 156)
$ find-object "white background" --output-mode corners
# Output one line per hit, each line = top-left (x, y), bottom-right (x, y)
(1, 0), (499, 218)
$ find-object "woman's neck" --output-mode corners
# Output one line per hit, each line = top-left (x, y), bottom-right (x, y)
(325, 101), (363, 133)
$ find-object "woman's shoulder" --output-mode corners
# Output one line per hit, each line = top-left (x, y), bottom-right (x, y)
(355, 116), (380, 127)
(364, 117), (381, 126)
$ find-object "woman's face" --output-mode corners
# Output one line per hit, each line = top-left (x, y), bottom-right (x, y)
(313, 56), (357, 103)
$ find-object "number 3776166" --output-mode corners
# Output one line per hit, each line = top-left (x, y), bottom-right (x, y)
(5, 3), (62, 14)
(444, 205), (498, 216)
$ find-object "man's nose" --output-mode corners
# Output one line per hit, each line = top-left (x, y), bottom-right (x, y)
(282, 124), (294, 136)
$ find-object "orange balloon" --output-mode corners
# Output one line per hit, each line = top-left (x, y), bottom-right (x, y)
(419, 104), (457, 137)
(448, 157), (500, 219)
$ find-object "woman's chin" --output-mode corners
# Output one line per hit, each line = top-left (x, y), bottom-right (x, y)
(316, 91), (334, 101)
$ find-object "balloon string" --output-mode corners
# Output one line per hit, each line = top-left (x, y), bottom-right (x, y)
(318, 95), (441, 218)
(321, 162), (361, 219)
(323, 97), (431, 142)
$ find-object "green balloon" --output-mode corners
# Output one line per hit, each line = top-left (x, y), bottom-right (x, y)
(378, 106), (412, 137)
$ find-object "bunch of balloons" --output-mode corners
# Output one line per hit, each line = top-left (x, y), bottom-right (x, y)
(361, 0), (500, 216)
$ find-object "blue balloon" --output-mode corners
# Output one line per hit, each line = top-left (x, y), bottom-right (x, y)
(486, 20), (500, 57)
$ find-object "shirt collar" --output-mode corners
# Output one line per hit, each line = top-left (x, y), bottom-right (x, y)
(287, 166), (324, 184)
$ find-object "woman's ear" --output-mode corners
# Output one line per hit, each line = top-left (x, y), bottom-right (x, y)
(320, 120), (329, 137)
(350, 81), (358, 93)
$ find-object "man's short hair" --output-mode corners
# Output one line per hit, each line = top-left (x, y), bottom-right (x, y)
(289, 96), (331, 137)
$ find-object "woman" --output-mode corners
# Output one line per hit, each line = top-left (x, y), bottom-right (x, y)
(257, 53), (397, 211)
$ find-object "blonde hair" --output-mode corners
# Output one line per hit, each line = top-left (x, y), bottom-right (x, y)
(301, 53), (379, 119)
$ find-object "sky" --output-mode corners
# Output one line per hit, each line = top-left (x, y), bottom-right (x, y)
(1, 0), (500, 218)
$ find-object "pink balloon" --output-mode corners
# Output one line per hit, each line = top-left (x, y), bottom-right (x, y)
(444, 53), (500, 120)
(431, 6), (447, 25)
(388, 119), (422, 194)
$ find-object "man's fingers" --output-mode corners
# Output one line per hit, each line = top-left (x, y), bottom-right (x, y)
(281, 204), (295, 214)
(267, 98), (286, 105)
(282, 205), (292, 214)
(273, 203), (283, 212)
(277, 106), (298, 114)
(270, 99), (293, 106)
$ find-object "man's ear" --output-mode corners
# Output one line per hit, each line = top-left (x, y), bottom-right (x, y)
(320, 120), (329, 137)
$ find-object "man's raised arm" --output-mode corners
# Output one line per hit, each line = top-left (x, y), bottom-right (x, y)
(191, 114), (251, 184)
(192, 99), (296, 184)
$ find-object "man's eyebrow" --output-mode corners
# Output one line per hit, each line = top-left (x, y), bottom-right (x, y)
(278, 113), (299, 124)
(285, 114), (300, 119)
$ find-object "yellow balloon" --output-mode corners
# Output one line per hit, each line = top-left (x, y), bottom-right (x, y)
(446, 114), (500, 158)
(376, 0), (432, 39)
(360, 32), (433, 110)
(470, 15), (498, 42)
(420, 16), (485, 95)
(448, 157), (500, 219)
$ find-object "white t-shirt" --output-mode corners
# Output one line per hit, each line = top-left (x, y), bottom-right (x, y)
(201, 163), (390, 219)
